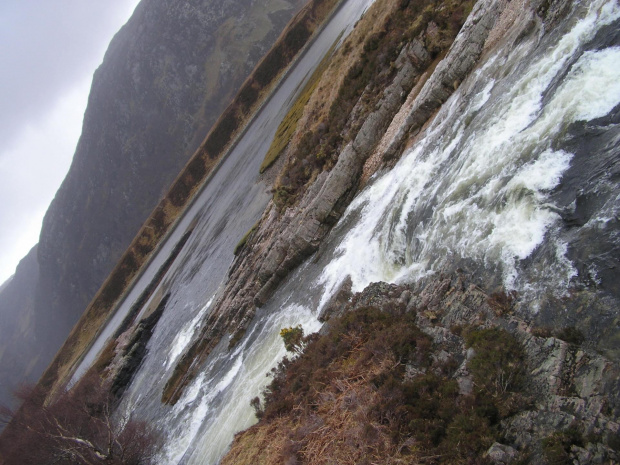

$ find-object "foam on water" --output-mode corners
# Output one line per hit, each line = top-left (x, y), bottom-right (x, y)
(548, 46), (620, 121)
(160, 372), (210, 464)
(166, 296), (214, 369)
(155, 300), (321, 464)
(317, 0), (620, 309)
(182, 303), (321, 464)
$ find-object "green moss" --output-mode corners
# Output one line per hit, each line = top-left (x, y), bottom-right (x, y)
(229, 327), (247, 349)
(233, 222), (259, 255)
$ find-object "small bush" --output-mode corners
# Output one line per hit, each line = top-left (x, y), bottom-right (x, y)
(542, 424), (584, 465)
(280, 325), (305, 354)
(0, 373), (160, 464)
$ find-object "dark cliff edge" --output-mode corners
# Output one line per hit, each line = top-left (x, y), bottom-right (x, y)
(0, 0), (308, 408)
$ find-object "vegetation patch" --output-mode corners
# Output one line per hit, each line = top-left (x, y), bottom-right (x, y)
(234, 222), (260, 255)
(272, 0), (475, 210)
(259, 37), (339, 173)
(542, 424), (585, 465)
(224, 303), (531, 464)
(0, 372), (159, 464)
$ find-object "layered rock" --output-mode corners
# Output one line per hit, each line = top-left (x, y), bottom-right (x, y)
(381, 0), (506, 160)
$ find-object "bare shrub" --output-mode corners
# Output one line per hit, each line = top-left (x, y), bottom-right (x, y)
(0, 372), (159, 465)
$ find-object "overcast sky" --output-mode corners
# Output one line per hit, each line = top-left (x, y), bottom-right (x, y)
(0, 0), (141, 284)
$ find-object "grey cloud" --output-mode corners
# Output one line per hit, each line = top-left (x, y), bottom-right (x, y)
(0, 0), (138, 157)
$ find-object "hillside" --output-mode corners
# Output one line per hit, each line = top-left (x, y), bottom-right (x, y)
(0, 0), (305, 409)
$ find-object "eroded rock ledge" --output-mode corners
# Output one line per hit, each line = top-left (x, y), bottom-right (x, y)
(221, 276), (620, 464)
(162, 0), (510, 405)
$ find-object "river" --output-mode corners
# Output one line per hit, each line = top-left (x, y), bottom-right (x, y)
(70, 0), (376, 463)
(79, 0), (620, 462)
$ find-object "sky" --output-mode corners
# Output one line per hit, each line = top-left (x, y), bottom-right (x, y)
(0, 0), (141, 284)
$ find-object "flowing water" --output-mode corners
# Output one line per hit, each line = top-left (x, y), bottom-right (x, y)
(317, 0), (620, 311)
(83, 0), (620, 462)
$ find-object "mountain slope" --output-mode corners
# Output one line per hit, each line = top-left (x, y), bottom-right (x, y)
(0, 0), (304, 409)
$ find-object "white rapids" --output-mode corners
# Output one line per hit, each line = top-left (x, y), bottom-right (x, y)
(317, 0), (620, 311)
(106, 0), (620, 463)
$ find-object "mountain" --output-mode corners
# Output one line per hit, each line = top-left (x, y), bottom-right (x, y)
(2, 0), (620, 462)
(0, 0), (305, 409)
(0, 247), (39, 409)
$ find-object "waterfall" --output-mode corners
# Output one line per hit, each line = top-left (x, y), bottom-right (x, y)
(111, 0), (620, 463)
(317, 0), (620, 312)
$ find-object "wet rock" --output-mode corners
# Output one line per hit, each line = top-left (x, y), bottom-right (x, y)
(486, 442), (519, 464)
(384, 0), (505, 159)
(110, 293), (169, 399)
(318, 276), (353, 322)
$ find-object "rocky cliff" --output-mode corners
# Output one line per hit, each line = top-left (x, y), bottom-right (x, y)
(222, 276), (620, 464)
(162, 0), (488, 405)
(0, 247), (39, 409)
(0, 0), (304, 408)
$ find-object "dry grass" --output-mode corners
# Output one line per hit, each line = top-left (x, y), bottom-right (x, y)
(223, 349), (420, 465)
(221, 419), (293, 465)
(262, 0), (402, 176)
(291, 0), (403, 145)
(260, 37), (339, 173)
(223, 307), (431, 464)
(221, 302), (529, 465)
(295, 354), (416, 465)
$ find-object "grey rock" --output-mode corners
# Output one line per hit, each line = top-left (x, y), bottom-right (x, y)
(318, 276), (353, 322)
(486, 442), (519, 464)
(384, 0), (505, 159)
(457, 374), (474, 395)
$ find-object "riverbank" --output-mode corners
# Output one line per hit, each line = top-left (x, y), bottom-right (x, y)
(221, 274), (620, 464)
(30, 0), (346, 407)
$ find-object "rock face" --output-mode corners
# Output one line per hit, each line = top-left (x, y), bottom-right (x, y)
(0, 0), (304, 408)
(382, 0), (504, 159)
(222, 275), (620, 464)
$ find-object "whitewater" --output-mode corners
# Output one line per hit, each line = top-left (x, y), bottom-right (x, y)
(104, 0), (620, 462)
